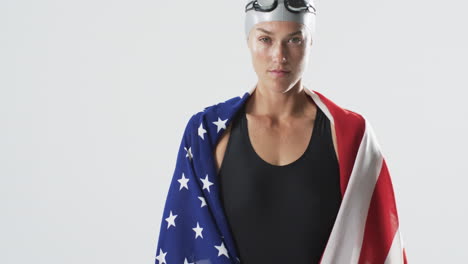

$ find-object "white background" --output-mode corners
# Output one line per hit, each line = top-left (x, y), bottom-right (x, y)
(1, 0), (467, 263)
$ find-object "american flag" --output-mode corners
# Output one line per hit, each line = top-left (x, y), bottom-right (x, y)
(155, 85), (408, 264)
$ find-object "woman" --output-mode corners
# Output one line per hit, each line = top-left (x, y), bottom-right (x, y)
(155, 1), (407, 264)
(215, 1), (340, 263)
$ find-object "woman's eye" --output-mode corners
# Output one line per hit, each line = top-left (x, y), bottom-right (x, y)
(258, 37), (302, 44)
(291, 37), (303, 43)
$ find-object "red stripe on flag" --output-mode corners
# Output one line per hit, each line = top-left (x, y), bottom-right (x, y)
(312, 90), (366, 197)
(358, 159), (400, 263)
(403, 247), (408, 263)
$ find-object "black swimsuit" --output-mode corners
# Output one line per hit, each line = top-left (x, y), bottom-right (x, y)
(218, 103), (342, 264)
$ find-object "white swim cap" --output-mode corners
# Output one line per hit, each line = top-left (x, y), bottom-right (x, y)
(245, 0), (316, 40)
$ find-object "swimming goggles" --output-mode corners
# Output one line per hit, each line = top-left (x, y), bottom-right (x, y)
(245, 0), (316, 15)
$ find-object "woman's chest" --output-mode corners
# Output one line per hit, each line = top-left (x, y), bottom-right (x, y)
(246, 116), (315, 166)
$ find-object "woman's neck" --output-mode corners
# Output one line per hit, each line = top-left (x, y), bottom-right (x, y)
(246, 82), (315, 120)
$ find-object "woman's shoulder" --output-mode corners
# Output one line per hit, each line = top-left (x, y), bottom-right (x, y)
(311, 89), (367, 127)
(181, 92), (247, 141)
(189, 92), (247, 123)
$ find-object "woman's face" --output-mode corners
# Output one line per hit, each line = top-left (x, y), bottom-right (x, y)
(247, 21), (313, 91)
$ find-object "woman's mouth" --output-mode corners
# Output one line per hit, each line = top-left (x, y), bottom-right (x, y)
(269, 70), (290, 77)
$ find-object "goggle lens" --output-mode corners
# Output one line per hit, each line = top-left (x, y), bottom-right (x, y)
(257, 0), (276, 7)
(287, 0), (315, 13)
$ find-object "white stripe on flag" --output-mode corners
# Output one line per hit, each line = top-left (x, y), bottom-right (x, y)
(320, 118), (384, 264)
(304, 87), (335, 126)
(384, 228), (405, 264)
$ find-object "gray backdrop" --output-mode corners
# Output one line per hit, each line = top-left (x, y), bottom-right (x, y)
(1, 0), (467, 263)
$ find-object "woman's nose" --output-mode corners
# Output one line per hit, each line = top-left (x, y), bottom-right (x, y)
(272, 43), (288, 63)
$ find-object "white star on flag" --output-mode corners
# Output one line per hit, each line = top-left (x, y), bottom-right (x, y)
(184, 146), (193, 160)
(183, 258), (194, 264)
(165, 210), (177, 229)
(192, 221), (204, 239)
(200, 174), (214, 193)
(155, 248), (167, 264)
(214, 241), (229, 258)
(198, 196), (207, 208)
(177, 173), (189, 190)
(198, 123), (207, 140)
(212, 117), (228, 133)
